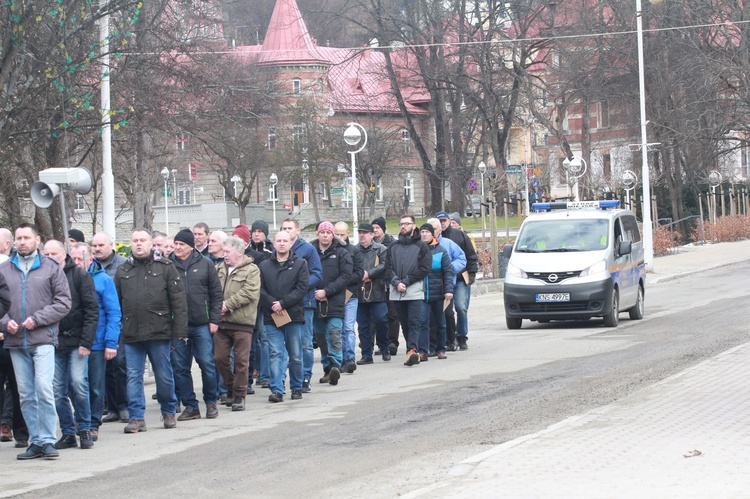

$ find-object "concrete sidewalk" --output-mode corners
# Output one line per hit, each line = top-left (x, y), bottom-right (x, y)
(405, 240), (750, 498)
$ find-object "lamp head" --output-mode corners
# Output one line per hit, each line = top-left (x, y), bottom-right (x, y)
(161, 167), (170, 180)
(344, 124), (361, 146)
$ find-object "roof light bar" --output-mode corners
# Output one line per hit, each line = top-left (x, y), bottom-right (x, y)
(531, 200), (620, 212)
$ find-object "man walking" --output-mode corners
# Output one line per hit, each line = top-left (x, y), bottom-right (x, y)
(115, 229), (187, 433)
(0, 223), (71, 459)
(170, 229), (223, 421)
(419, 224), (454, 360)
(383, 215), (431, 366)
(333, 222), (364, 374)
(258, 231), (308, 402)
(354, 223), (390, 364)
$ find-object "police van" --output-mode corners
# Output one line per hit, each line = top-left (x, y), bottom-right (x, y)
(502, 200), (646, 329)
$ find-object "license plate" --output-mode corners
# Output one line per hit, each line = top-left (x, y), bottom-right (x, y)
(536, 293), (570, 302)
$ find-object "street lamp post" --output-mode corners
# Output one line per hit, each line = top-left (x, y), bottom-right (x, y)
(270, 173), (278, 230)
(569, 157), (587, 201)
(231, 175), (241, 199)
(160, 167), (170, 235)
(344, 123), (367, 231)
(477, 162), (487, 245)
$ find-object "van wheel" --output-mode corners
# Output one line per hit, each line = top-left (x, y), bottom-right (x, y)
(628, 285), (644, 320)
(603, 289), (619, 327)
(506, 317), (522, 330)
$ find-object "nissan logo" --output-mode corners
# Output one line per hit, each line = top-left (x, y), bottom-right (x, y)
(548, 273), (559, 283)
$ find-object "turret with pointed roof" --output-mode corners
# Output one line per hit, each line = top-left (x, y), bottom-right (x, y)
(258, 0), (328, 66)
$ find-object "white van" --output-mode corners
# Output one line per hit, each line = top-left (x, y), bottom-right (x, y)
(502, 200), (646, 329)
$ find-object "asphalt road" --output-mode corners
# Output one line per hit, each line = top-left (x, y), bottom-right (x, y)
(5, 261), (748, 498)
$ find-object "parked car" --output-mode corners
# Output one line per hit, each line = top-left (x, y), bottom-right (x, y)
(465, 197), (481, 217)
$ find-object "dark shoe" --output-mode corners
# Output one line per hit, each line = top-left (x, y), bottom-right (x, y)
(260, 380), (270, 389)
(151, 393), (158, 400)
(54, 434), (78, 449)
(124, 419), (147, 433)
(90, 430), (99, 442)
(404, 349), (420, 366)
(231, 397), (246, 411)
(0, 423), (12, 442)
(345, 360), (357, 374)
(78, 430), (94, 449)
(102, 411), (121, 423)
(224, 396), (235, 407)
(219, 394), (229, 404)
(15, 440), (28, 448)
(457, 337), (468, 350)
(427, 350), (437, 357)
(319, 373), (330, 384)
(388, 343), (398, 356)
(291, 390), (302, 400)
(302, 380), (311, 393)
(246, 385), (255, 395)
(206, 403), (219, 419)
(446, 341), (458, 352)
(374, 349), (381, 356)
(268, 393), (283, 403)
(42, 443), (59, 460)
(162, 413), (177, 429)
(419, 353), (428, 362)
(437, 351), (447, 359)
(17, 444), (43, 460)
(382, 351), (391, 362)
(177, 407), (201, 421)
(356, 356), (373, 365)
(328, 366), (341, 385)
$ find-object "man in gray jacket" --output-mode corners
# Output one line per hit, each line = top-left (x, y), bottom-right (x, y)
(354, 224), (389, 364)
(0, 223), (72, 460)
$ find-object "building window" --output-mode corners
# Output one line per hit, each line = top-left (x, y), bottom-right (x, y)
(75, 194), (85, 211)
(541, 89), (548, 107)
(742, 143), (750, 178)
(401, 129), (411, 154)
(317, 182), (328, 200)
(603, 153), (611, 181)
(404, 176), (414, 203)
(176, 132), (190, 151)
(597, 100), (609, 128)
(292, 78), (301, 96)
(268, 126), (277, 150)
(375, 178), (383, 202)
(177, 187), (191, 205)
(292, 124), (307, 148)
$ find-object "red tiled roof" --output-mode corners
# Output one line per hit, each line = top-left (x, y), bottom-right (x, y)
(258, 0), (327, 65)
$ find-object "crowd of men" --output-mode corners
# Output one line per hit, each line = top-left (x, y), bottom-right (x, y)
(0, 211), (477, 460)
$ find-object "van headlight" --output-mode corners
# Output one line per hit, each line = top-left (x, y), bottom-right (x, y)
(506, 263), (528, 279)
(580, 260), (607, 277)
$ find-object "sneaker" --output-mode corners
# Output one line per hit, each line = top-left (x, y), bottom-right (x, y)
(90, 430), (99, 442)
(427, 350), (437, 357)
(382, 351), (391, 362)
(404, 349), (420, 366)
(206, 403), (219, 419)
(388, 343), (398, 356)
(356, 356), (374, 365)
(260, 380), (270, 388)
(246, 385), (255, 395)
(162, 413), (177, 429)
(124, 419), (147, 434)
(302, 380), (311, 393)
(54, 434), (78, 449)
(78, 430), (94, 449)
(102, 411), (121, 423)
(345, 360), (357, 374)
(437, 351), (447, 359)
(268, 393), (283, 403)
(224, 395), (235, 407)
(419, 353), (428, 362)
(42, 443), (59, 460)
(329, 366), (340, 386)
(0, 423), (12, 442)
(177, 407), (201, 421)
(15, 440), (28, 448)
(446, 341), (458, 352)
(457, 337), (468, 350)
(17, 444), (43, 460)
(219, 394), (229, 404)
(291, 390), (302, 400)
(231, 397), (245, 411)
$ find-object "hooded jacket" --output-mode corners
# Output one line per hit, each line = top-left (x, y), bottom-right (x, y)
(310, 238), (353, 318)
(337, 236), (364, 297)
(217, 256), (260, 330)
(259, 251), (309, 325)
(58, 256), (99, 351)
(442, 226), (479, 277)
(384, 229), (431, 301)
(355, 240), (388, 303)
(0, 252), (72, 349)
(170, 249), (223, 327)
(115, 251), (188, 343)
(89, 261), (121, 351)
(291, 238), (323, 309)
(425, 238), (454, 302)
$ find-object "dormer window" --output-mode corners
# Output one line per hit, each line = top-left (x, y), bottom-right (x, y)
(293, 78), (301, 96)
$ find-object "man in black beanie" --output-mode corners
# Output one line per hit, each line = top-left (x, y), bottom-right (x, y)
(68, 229), (85, 248)
(370, 217), (394, 247)
(371, 217), (398, 355)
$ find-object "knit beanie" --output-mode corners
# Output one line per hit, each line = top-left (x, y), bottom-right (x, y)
(250, 220), (269, 237)
(419, 223), (434, 236)
(232, 224), (251, 244)
(371, 217), (387, 232)
(317, 221), (335, 234)
(173, 228), (195, 247)
(68, 229), (85, 243)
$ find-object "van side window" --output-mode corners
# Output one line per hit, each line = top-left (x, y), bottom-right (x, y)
(621, 215), (641, 243)
(614, 218), (623, 245)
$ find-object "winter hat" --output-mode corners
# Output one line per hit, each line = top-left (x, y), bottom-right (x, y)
(371, 217), (387, 232)
(419, 223), (434, 236)
(250, 220), (269, 237)
(173, 228), (195, 247)
(68, 229), (85, 243)
(449, 212), (462, 225)
(232, 224), (251, 244)
(357, 223), (374, 233)
(436, 211), (450, 220)
(317, 221), (335, 234)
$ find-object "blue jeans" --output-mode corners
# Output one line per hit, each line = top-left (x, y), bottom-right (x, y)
(171, 325), (218, 410)
(356, 301), (389, 358)
(259, 320), (271, 383)
(454, 280), (471, 338)
(422, 300), (447, 354)
(302, 308), (315, 382)
(125, 340), (177, 419)
(342, 297), (358, 362)
(88, 350), (107, 430)
(266, 322), (303, 394)
(10, 345), (57, 446)
(54, 348), (92, 434)
(313, 316), (343, 371)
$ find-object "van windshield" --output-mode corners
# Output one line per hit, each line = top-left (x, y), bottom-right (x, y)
(515, 219), (609, 253)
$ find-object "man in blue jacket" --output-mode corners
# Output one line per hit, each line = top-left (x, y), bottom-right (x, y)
(71, 243), (121, 443)
(0, 223), (71, 460)
(281, 218), (322, 393)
